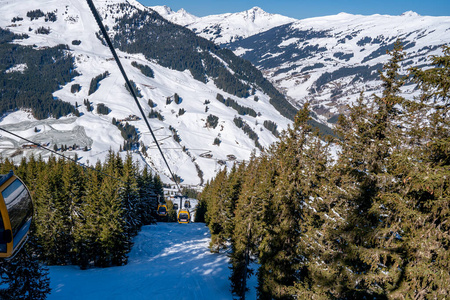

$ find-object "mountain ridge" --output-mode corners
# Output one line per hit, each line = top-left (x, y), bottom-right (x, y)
(149, 5), (297, 45)
(0, 0), (294, 186)
(154, 5), (450, 124)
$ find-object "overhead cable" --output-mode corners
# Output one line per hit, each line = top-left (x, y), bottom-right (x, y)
(0, 127), (125, 184)
(86, 0), (182, 193)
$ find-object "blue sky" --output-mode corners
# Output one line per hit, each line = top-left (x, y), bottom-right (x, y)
(140, 0), (450, 19)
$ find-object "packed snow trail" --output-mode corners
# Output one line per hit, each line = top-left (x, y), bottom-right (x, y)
(47, 223), (256, 299)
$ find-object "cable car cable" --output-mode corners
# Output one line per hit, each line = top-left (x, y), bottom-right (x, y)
(0, 127), (125, 184)
(85, 0), (182, 195)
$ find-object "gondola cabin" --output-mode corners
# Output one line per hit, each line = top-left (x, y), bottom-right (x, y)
(0, 171), (33, 258)
(184, 200), (191, 209)
(156, 204), (168, 217)
(177, 210), (190, 224)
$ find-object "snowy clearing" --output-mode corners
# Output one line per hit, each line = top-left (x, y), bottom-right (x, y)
(48, 223), (256, 299)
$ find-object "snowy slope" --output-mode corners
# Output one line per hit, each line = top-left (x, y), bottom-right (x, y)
(0, 0), (292, 186)
(150, 6), (296, 45)
(227, 12), (450, 123)
(157, 5), (450, 125)
(48, 222), (257, 299)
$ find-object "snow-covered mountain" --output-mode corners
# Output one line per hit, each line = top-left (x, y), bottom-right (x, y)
(0, 0), (292, 186)
(150, 5), (199, 26)
(227, 12), (450, 123)
(154, 6), (450, 125)
(150, 6), (296, 45)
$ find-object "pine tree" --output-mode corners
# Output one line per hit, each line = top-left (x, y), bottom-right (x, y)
(62, 157), (86, 263)
(33, 160), (55, 261)
(382, 45), (450, 298)
(166, 200), (178, 222)
(137, 166), (157, 225)
(72, 167), (103, 269)
(194, 198), (207, 223)
(97, 151), (129, 267)
(120, 152), (141, 237)
(229, 156), (267, 300)
(0, 158), (15, 174)
(257, 104), (329, 300)
(0, 247), (51, 299)
(204, 168), (230, 252)
(320, 41), (407, 298)
(223, 164), (244, 237)
(44, 157), (73, 264)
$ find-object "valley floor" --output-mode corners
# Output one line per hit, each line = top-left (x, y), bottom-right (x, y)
(47, 223), (256, 299)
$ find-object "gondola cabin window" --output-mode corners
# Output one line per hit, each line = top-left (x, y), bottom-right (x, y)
(0, 173), (33, 258)
(3, 179), (33, 247)
(0, 213), (7, 253)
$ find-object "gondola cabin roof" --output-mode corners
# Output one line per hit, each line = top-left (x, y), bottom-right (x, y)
(0, 171), (33, 258)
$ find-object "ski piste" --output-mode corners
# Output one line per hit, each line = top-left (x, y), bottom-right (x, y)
(47, 222), (258, 299)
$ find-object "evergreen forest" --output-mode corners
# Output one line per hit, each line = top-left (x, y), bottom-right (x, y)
(0, 151), (164, 298)
(131, 61), (154, 78)
(198, 44), (450, 299)
(112, 119), (140, 151)
(88, 71), (109, 96)
(216, 93), (258, 117)
(0, 28), (79, 119)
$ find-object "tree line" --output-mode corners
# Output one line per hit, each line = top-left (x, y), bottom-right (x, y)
(216, 93), (258, 117)
(88, 71), (109, 96)
(233, 117), (263, 151)
(131, 61), (154, 78)
(0, 152), (164, 298)
(124, 79), (143, 98)
(263, 120), (279, 137)
(112, 118), (140, 151)
(198, 43), (450, 299)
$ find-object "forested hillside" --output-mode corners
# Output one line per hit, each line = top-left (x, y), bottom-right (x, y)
(0, 28), (79, 119)
(0, 151), (163, 298)
(198, 44), (450, 299)
(102, 4), (298, 121)
(0, 0), (299, 185)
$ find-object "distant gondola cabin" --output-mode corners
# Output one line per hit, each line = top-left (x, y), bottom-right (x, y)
(157, 204), (168, 217)
(177, 210), (190, 224)
(0, 171), (33, 258)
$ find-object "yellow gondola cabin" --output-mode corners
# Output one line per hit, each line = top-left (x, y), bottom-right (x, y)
(157, 204), (168, 217)
(177, 210), (190, 224)
(0, 171), (33, 258)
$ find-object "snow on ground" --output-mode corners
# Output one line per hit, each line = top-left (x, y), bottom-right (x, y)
(48, 222), (257, 300)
